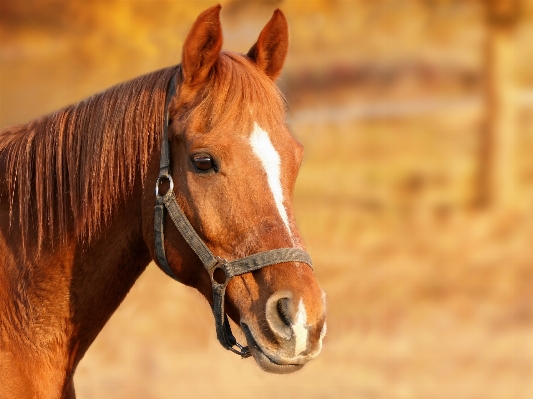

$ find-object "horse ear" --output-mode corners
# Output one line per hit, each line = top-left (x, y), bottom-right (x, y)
(247, 9), (289, 80)
(182, 4), (223, 86)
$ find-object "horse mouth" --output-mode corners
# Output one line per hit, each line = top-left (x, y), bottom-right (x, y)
(241, 323), (304, 374)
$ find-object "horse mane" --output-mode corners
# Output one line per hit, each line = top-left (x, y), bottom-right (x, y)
(180, 52), (287, 135)
(0, 52), (286, 257)
(0, 66), (177, 254)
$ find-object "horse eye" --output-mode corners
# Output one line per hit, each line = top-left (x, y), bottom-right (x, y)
(192, 155), (215, 171)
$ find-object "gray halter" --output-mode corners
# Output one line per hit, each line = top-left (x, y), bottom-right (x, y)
(154, 74), (313, 357)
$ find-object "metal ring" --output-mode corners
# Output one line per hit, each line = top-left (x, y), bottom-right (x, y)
(228, 343), (252, 358)
(210, 257), (230, 286)
(155, 174), (174, 197)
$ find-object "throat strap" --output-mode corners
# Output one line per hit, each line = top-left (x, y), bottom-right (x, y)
(154, 73), (313, 358)
(159, 74), (176, 176)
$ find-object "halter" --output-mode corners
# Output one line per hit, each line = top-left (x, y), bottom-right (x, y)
(154, 74), (313, 358)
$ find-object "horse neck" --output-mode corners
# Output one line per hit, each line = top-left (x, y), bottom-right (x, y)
(0, 169), (152, 376)
(0, 69), (174, 394)
(67, 184), (152, 360)
(0, 184), (151, 398)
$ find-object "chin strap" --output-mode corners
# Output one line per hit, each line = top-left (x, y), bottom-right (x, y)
(154, 73), (313, 358)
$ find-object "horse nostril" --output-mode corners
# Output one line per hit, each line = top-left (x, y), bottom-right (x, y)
(266, 294), (293, 341)
(276, 298), (292, 326)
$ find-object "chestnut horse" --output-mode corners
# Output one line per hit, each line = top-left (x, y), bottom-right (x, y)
(0, 5), (326, 398)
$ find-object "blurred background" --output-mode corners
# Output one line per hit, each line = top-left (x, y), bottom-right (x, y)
(1, 0), (532, 398)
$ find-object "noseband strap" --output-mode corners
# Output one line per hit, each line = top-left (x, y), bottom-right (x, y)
(154, 74), (313, 358)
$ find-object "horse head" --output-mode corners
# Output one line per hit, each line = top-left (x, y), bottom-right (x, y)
(143, 5), (326, 373)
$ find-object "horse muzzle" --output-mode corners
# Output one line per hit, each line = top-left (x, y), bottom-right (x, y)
(240, 290), (327, 374)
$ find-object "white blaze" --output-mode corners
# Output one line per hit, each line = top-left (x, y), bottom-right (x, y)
(293, 299), (309, 356)
(249, 122), (291, 236)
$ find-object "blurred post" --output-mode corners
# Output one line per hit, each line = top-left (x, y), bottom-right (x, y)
(479, 0), (521, 208)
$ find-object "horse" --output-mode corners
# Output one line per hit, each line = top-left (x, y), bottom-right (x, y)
(0, 5), (326, 398)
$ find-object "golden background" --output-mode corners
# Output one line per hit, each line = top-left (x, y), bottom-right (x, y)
(1, 1), (532, 398)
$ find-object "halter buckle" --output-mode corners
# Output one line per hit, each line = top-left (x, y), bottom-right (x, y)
(155, 173), (174, 198)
